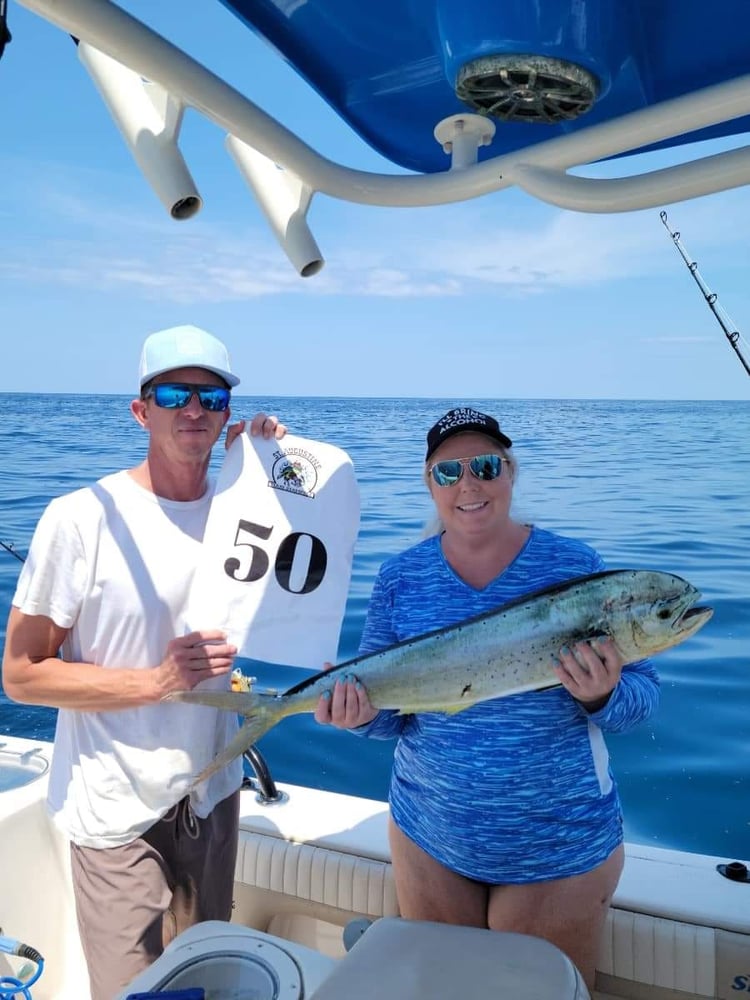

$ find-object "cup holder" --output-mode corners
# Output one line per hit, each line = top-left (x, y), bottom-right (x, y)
(0, 744), (50, 792)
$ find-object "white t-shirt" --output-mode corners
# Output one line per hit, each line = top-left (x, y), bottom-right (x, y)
(12, 470), (241, 849)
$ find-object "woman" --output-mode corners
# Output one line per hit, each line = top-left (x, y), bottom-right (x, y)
(314, 406), (660, 989)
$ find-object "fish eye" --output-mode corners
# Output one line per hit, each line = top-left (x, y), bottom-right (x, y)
(657, 608), (673, 620)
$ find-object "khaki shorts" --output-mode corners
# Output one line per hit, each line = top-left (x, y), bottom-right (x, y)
(70, 789), (240, 1000)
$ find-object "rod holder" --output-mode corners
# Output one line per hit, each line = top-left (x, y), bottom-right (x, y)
(226, 135), (324, 277)
(77, 40), (201, 219)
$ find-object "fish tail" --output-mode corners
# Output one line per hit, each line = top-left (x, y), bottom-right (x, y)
(167, 690), (286, 787)
(192, 712), (279, 786)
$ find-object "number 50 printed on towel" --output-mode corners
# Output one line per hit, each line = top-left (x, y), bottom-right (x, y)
(187, 433), (360, 667)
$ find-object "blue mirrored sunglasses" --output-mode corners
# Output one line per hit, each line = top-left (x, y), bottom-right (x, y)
(144, 382), (231, 412)
(429, 453), (509, 487)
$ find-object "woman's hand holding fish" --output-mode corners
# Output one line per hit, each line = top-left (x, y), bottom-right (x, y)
(313, 669), (379, 729)
(553, 637), (624, 713)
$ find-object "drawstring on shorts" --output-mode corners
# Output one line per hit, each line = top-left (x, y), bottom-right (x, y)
(162, 797), (200, 840)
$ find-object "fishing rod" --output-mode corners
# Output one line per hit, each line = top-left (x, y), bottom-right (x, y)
(0, 0), (11, 61)
(659, 210), (750, 378)
(0, 541), (25, 564)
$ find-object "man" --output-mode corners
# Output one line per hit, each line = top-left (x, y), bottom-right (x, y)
(1, 324), (285, 999)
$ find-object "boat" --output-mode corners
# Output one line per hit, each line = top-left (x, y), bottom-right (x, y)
(1, 1), (749, 997)
(1, 731), (748, 999)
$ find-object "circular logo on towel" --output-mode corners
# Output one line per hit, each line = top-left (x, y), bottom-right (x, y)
(270, 451), (319, 498)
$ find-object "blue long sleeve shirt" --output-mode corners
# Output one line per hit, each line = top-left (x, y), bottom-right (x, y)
(352, 526), (660, 883)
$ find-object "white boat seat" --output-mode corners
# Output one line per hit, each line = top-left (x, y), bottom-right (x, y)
(308, 916), (591, 1000)
(117, 921), (337, 999)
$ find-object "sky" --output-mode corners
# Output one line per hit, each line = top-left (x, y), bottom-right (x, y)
(1, 1), (750, 399)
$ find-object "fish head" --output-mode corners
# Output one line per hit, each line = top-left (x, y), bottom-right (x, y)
(614, 570), (713, 658)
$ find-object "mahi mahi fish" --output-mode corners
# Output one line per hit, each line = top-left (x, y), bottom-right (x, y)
(169, 569), (712, 785)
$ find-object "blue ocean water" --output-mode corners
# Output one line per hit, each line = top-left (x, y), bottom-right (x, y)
(0, 394), (748, 861)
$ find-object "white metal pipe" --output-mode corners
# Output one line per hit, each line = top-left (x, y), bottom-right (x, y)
(510, 145), (750, 213)
(17, 0), (750, 210)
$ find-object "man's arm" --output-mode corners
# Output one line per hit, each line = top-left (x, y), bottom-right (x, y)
(2, 608), (236, 711)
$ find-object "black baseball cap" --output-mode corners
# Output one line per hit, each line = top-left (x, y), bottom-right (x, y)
(425, 407), (513, 462)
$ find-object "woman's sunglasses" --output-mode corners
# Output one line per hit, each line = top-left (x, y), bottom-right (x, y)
(143, 382), (231, 412)
(428, 453), (509, 487)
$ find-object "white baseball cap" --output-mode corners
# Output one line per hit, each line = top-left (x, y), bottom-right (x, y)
(138, 325), (240, 388)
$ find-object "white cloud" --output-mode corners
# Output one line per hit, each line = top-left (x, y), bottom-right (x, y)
(4, 154), (750, 302)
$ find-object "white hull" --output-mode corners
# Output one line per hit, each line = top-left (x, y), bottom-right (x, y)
(1, 734), (748, 1000)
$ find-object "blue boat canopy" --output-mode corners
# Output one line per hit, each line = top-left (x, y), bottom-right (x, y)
(218, 0), (750, 173)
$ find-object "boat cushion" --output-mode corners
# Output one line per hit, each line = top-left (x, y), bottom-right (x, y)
(307, 917), (591, 999)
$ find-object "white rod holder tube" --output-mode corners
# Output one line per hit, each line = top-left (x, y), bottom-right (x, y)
(78, 41), (201, 219)
(226, 135), (324, 277)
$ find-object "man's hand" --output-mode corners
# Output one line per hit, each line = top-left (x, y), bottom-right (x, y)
(226, 412), (287, 450)
(156, 630), (237, 696)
